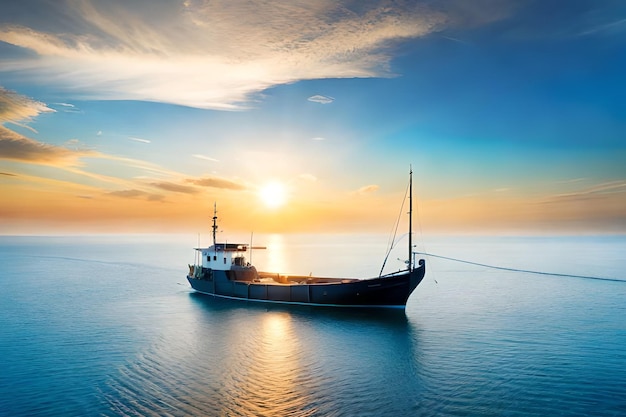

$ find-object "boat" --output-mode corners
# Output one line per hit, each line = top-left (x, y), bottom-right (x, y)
(186, 169), (425, 308)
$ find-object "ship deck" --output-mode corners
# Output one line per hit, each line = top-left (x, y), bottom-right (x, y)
(255, 271), (360, 285)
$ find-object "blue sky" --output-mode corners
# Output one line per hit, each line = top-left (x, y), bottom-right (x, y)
(0, 0), (625, 234)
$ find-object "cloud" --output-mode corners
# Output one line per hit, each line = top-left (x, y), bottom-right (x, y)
(308, 95), (334, 104)
(151, 181), (197, 194)
(107, 189), (164, 201)
(97, 130), (102, 136)
(578, 18), (626, 38)
(0, 1), (448, 109)
(439, 34), (472, 45)
(552, 178), (587, 185)
(193, 154), (219, 162)
(0, 88), (91, 165)
(356, 184), (379, 194)
(1, 172), (17, 176)
(187, 176), (247, 190)
(129, 136), (151, 143)
(548, 181), (626, 201)
(52, 102), (81, 113)
(0, 86), (54, 124)
(311, 137), (326, 141)
(0, 126), (94, 165)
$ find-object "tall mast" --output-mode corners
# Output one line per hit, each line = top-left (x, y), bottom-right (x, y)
(408, 166), (413, 271)
(212, 202), (218, 246)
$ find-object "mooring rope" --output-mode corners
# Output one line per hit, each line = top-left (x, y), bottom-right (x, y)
(414, 251), (624, 283)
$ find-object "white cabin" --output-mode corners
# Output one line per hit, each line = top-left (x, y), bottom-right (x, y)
(197, 243), (249, 271)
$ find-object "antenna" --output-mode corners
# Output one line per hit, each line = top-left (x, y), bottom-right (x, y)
(212, 202), (218, 246)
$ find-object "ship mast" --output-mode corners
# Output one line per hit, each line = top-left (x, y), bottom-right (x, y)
(408, 166), (413, 272)
(377, 167), (414, 277)
(212, 202), (218, 247)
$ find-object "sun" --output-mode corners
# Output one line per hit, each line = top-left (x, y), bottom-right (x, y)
(258, 182), (287, 208)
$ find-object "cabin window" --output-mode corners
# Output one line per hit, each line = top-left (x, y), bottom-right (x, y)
(224, 257), (227, 264)
(213, 255), (217, 261)
(207, 256), (210, 262)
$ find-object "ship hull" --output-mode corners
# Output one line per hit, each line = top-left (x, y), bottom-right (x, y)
(187, 260), (425, 308)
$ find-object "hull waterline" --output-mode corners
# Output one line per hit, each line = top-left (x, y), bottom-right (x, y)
(187, 260), (425, 308)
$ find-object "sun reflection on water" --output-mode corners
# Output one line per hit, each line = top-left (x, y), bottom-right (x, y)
(221, 311), (317, 416)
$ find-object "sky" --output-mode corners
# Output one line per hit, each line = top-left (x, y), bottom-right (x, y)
(0, 0), (625, 235)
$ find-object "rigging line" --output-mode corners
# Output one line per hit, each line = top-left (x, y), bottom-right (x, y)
(414, 251), (625, 284)
(387, 180), (409, 251)
(379, 178), (410, 277)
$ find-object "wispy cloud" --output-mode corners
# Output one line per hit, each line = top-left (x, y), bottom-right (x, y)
(552, 178), (587, 185)
(1, 172), (17, 177)
(193, 154), (219, 162)
(578, 18), (626, 37)
(4, 121), (40, 134)
(311, 137), (326, 141)
(534, 181), (626, 210)
(549, 181), (626, 200)
(186, 176), (247, 190)
(0, 88), (66, 158)
(0, 87), (55, 124)
(0, 126), (95, 165)
(0, 1), (447, 109)
(52, 102), (81, 113)
(107, 189), (164, 201)
(439, 35), (472, 45)
(308, 95), (334, 104)
(151, 181), (197, 194)
(129, 136), (151, 144)
(355, 184), (379, 194)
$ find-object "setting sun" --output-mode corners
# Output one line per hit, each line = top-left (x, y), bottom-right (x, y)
(258, 182), (287, 208)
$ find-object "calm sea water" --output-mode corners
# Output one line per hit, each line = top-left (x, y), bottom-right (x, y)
(1, 234), (625, 416)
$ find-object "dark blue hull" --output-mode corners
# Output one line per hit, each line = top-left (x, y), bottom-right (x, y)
(187, 260), (425, 308)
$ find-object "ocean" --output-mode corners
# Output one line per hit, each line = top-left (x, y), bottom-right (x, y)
(0, 234), (625, 416)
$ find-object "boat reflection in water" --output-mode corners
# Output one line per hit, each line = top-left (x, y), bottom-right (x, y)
(185, 295), (418, 417)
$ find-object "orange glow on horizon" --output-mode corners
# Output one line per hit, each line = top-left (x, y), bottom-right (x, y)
(1, 178), (625, 235)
